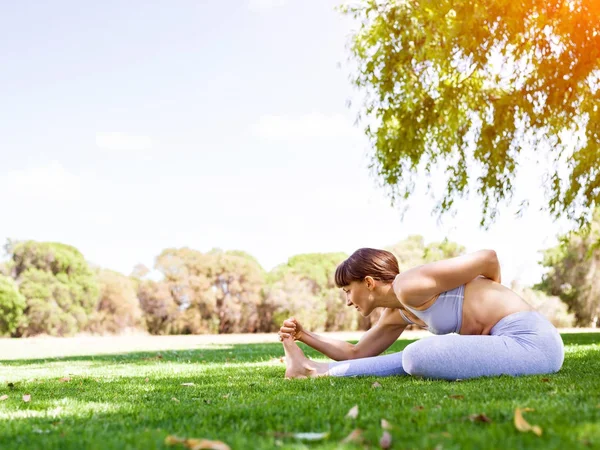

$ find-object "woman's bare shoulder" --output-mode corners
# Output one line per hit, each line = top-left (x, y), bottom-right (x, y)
(378, 307), (411, 327)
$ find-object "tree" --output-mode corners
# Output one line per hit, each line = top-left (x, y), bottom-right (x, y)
(154, 248), (265, 334)
(0, 275), (26, 336)
(535, 208), (600, 326)
(341, 0), (600, 228)
(137, 279), (181, 335)
(10, 241), (99, 336)
(87, 269), (145, 334)
(268, 252), (358, 331)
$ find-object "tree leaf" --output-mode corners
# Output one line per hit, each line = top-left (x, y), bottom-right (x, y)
(346, 405), (359, 419)
(449, 395), (464, 399)
(59, 377), (71, 383)
(292, 432), (330, 441)
(22, 394), (31, 402)
(164, 436), (230, 450)
(380, 431), (392, 449)
(469, 414), (492, 423)
(514, 408), (543, 436)
(341, 429), (363, 444)
(381, 419), (392, 430)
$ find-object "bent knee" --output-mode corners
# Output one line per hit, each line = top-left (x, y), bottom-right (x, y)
(402, 341), (428, 376)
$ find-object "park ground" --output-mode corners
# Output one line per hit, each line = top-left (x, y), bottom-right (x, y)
(0, 330), (599, 449)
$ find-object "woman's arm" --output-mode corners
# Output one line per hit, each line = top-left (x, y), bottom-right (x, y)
(299, 310), (407, 361)
(393, 249), (501, 308)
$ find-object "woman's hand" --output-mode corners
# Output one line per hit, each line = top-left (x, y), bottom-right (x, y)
(278, 317), (304, 341)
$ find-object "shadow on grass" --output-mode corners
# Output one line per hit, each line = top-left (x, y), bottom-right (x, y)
(1, 333), (597, 368)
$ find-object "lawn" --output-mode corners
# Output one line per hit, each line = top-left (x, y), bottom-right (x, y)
(0, 333), (599, 449)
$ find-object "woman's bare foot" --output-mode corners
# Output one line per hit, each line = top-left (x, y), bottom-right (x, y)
(282, 337), (329, 379)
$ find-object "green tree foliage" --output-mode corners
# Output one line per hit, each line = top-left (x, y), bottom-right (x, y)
(386, 235), (466, 271)
(536, 208), (600, 326)
(0, 275), (26, 336)
(87, 269), (145, 334)
(341, 0), (600, 227)
(10, 241), (99, 336)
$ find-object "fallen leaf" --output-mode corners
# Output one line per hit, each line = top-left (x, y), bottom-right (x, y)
(514, 408), (542, 436)
(379, 431), (392, 449)
(59, 377), (71, 383)
(413, 405), (425, 411)
(186, 438), (231, 450)
(381, 419), (392, 430)
(341, 429), (363, 444)
(372, 382), (382, 388)
(449, 395), (464, 400)
(279, 357), (284, 363)
(292, 432), (330, 441)
(165, 435), (184, 445)
(346, 404), (359, 419)
(222, 394), (230, 399)
(172, 397), (180, 403)
(541, 378), (550, 383)
(22, 394), (31, 403)
(164, 435), (230, 450)
(469, 413), (492, 423)
(0, 395), (8, 401)
(441, 432), (452, 438)
(145, 377), (149, 383)
(181, 383), (195, 386)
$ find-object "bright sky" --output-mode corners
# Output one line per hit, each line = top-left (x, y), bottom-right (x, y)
(0, 0), (575, 287)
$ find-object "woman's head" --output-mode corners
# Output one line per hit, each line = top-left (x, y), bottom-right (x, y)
(334, 248), (399, 316)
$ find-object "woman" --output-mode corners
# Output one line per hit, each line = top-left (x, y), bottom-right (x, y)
(279, 248), (564, 380)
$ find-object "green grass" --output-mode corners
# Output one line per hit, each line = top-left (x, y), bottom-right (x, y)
(0, 333), (599, 449)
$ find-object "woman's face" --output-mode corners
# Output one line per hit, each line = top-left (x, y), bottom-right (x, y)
(342, 279), (375, 316)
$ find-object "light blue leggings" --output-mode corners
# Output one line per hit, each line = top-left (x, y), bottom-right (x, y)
(328, 311), (564, 380)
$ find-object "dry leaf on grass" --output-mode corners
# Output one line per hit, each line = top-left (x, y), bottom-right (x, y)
(468, 414), (492, 423)
(541, 378), (550, 382)
(22, 394), (31, 403)
(381, 419), (392, 430)
(145, 377), (149, 383)
(59, 377), (71, 382)
(172, 397), (180, 403)
(165, 435), (230, 450)
(380, 431), (392, 449)
(181, 383), (195, 386)
(514, 408), (542, 436)
(413, 405), (425, 411)
(372, 382), (382, 388)
(341, 429), (363, 444)
(0, 395), (8, 401)
(449, 395), (464, 400)
(292, 432), (330, 441)
(346, 405), (359, 419)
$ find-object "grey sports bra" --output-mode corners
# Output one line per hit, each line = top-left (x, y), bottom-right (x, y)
(398, 284), (465, 335)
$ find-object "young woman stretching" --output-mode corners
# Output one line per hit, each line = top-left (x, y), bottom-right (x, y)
(279, 248), (564, 380)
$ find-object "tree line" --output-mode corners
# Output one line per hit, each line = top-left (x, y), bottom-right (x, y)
(1, 219), (599, 337)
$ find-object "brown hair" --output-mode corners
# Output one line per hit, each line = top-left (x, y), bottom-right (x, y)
(334, 248), (399, 287)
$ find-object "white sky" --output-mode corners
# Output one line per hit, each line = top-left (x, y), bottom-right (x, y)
(0, 0), (575, 286)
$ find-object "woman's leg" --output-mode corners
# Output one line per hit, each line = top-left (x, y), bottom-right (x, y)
(402, 311), (564, 380)
(282, 336), (408, 378)
(328, 352), (408, 377)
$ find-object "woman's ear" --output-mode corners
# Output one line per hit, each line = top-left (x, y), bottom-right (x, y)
(364, 276), (375, 290)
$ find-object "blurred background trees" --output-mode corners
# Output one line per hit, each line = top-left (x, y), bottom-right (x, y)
(0, 231), (591, 336)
